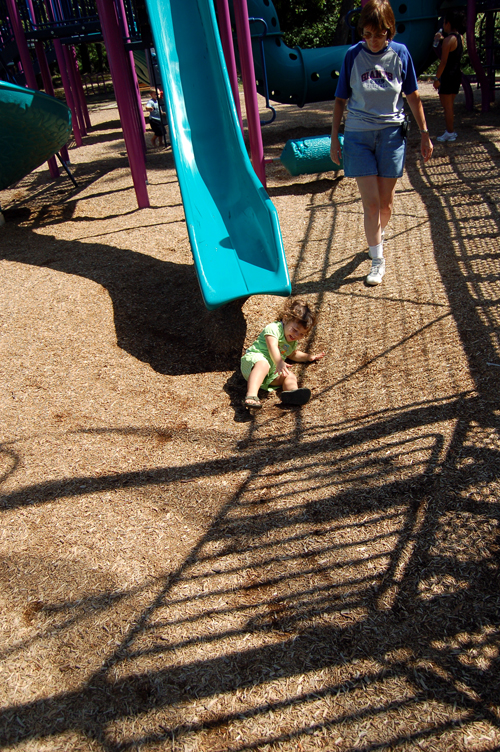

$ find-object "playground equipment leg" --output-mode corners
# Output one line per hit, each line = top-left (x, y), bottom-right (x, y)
(215, 0), (244, 133)
(34, 41), (70, 163)
(52, 38), (83, 146)
(467, 0), (490, 112)
(232, 0), (267, 187)
(56, 152), (78, 188)
(69, 46), (92, 130)
(64, 45), (87, 136)
(95, 0), (149, 208)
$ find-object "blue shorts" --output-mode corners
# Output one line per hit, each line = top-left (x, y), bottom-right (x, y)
(343, 125), (406, 179)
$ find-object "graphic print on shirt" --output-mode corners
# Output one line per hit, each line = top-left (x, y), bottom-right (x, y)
(361, 67), (394, 88)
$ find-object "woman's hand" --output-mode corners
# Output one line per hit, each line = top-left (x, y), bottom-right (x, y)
(421, 132), (434, 162)
(433, 78), (440, 90)
(330, 135), (342, 166)
(330, 98), (346, 166)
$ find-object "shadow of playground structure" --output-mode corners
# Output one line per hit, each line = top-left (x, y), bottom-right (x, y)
(0, 114), (500, 750)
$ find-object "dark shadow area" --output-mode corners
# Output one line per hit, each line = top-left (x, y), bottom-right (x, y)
(266, 175), (343, 198)
(0, 394), (498, 749)
(405, 109), (500, 404)
(87, 117), (122, 132)
(0, 227), (246, 374)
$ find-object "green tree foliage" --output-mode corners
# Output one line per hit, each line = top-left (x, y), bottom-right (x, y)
(272, 0), (357, 48)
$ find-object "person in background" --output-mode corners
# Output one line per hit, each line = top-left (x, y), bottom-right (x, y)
(433, 9), (466, 142)
(330, 0), (433, 286)
(145, 89), (166, 148)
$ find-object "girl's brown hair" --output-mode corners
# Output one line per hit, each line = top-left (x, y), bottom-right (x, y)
(358, 0), (396, 40)
(276, 297), (317, 332)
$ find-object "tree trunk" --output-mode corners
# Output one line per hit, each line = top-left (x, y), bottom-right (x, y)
(332, 0), (357, 47)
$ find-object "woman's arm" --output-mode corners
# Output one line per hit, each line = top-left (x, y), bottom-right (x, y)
(265, 334), (289, 376)
(330, 97), (347, 165)
(406, 90), (434, 162)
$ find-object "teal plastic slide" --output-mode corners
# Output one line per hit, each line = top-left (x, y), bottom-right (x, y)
(0, 80), (72, 191)
(143, 0), (291, 310)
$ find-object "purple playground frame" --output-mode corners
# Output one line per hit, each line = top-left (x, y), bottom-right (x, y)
(4, 0), (496, 204)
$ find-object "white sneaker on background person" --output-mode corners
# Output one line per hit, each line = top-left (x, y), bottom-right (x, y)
(437, 131), (457, 142)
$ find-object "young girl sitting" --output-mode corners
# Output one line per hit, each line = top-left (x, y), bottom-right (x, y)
(241, 297), (325, 409)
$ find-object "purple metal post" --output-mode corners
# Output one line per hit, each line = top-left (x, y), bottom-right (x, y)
(466, 0), (490, 113)
(42, 0), (82, 146)
(116, 0), (146, 136)
(95, 0), (149, 208)
(232, 0), (266, 186)
(69, 45), (91, 129)
(34, 40), (70, 162)
(63, 45), (87, 135)
(215, 0), (244, 133)
(485, 11), (495, 103)
(5, 0), (59, 177)
(54, 39), (83, 145)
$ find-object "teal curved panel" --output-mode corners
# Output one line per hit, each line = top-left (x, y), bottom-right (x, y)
(0, 81), (72, 191)
(392, 0), (441, 74)
(144, 0), (291, 310)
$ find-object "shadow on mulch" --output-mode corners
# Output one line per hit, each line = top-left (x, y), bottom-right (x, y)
(1, 91), (500, 750)
(1, 219), (246, 375)
(1, 394), (499, 748)
(266, 175), (343, 197)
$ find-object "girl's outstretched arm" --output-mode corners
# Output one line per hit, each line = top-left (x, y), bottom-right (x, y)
(265, 334), (290, 377)
(290, 350), (326, 363)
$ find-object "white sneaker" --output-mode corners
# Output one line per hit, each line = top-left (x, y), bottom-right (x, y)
(436, 131), (457, 142)
(366, 258), (385, 285)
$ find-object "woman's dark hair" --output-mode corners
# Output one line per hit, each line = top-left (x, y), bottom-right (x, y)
(443, 8), (466, 34)
(276, 297), (317, 332)
(358, 0), (396, 40)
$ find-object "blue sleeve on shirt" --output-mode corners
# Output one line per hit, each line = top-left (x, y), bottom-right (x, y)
(390, 41), (418, 94)
(335, 43), (363, 99)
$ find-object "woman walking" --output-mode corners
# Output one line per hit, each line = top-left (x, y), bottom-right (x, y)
(330, 0), (433, 285)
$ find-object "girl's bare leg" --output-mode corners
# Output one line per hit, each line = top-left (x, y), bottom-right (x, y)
(246, 360), (270, 398)
(281, 372), (299, 391)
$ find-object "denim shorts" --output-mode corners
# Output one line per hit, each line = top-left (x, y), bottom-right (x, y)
(343, 125), (406, 179)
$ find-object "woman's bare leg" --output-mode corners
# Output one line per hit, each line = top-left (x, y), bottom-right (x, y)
(377, 176), (398, 232)
(439, 93), (457, 132)
(356, 176), (382, 246)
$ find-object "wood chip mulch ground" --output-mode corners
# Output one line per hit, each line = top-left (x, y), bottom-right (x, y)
(0, 81), (499, 751)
